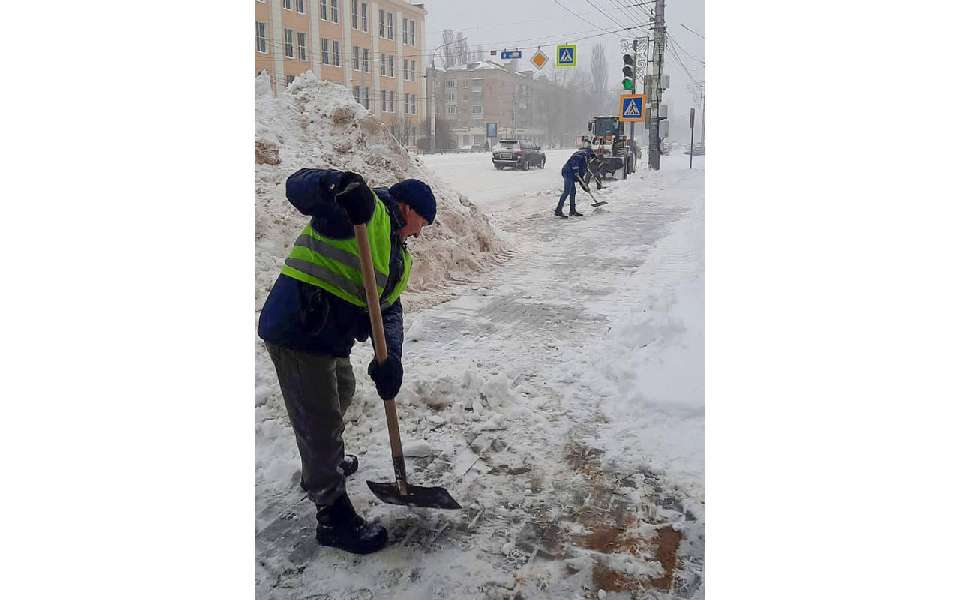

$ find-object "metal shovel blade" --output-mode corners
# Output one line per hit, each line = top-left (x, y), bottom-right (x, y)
(591, 200), (608, 207)
(367, 480), (462, 510)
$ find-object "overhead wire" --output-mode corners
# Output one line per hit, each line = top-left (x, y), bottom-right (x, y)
(581, 0), (629, 29)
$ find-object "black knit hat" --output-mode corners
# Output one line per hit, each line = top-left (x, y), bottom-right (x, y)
(389, 179), (436, 224)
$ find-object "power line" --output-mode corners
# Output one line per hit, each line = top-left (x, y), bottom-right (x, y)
(551, 0), (605, 30)
(665, 31), (704, 65)
(681, 23), (704, 40)
(581, 0), (627, 29)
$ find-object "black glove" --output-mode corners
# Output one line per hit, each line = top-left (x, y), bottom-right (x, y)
(576, 176), (589, 192)
(334, 172), (375, 225)
(367, 354), (403, 400)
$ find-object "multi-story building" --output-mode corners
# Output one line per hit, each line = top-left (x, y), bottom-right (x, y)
(431, 60), (558, 149)
(255, 0), (427, 147)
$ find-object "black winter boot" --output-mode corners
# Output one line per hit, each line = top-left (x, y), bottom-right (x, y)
(339, 454), (358, 477)
(316, 494), (387, 555)
(554, 207), (568, 218)
(569, 209), (584, 216)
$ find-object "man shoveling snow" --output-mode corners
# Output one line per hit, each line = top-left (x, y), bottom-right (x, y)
(258, 168), (436, 555)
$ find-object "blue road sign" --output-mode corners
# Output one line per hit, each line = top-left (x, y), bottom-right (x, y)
(556, 44), (576, 68)
(500, 50), (522, 60)
(619, 94), (646, 122)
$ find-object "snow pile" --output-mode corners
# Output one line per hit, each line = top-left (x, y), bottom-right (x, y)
(255, 71), (507, 310)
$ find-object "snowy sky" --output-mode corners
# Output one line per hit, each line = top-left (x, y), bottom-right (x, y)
(418, 0), (704, 116)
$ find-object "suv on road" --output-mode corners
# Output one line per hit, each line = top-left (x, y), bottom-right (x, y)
(491, 140), (546, 171)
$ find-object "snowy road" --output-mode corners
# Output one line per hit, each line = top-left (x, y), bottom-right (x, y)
(255, 153), (704, 599)
(420, 149), (571, 214)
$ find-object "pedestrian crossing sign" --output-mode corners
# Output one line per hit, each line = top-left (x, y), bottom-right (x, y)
(556, 44), (576, 68)
(619, 93), (646, 122)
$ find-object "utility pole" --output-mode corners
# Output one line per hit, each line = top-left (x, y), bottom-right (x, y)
(647, 0), (665, 170)
(700, 90), (705, 148)
(428, 61), (437, 153)
(628, 38), (638, 177)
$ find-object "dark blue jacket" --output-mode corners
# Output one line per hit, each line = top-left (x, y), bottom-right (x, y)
(561, 150), (593, 178)
(257, 168), (406, 358)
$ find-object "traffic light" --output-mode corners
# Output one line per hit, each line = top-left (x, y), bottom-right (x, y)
(622, 54), (635, 90)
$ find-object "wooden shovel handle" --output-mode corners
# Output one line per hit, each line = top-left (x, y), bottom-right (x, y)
(354, 223), (408, 493)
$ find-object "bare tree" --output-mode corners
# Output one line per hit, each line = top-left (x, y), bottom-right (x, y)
(455, 32), (469, 65)
(441, 30), (457, 68)
(590, 44), (608, 96)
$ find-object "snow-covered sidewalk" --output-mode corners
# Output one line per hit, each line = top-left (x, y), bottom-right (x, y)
(255, 156), (704, 599)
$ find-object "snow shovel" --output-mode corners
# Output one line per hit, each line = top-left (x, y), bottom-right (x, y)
(353, 223), (462, 511)
(576, 175), (608, 207)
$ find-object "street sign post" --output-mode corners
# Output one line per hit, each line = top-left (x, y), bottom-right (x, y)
(689, 108), (695, 169)
(619, 94), (646, 123)
(556, 44), (576, 68)
(500, 49), (522, 60)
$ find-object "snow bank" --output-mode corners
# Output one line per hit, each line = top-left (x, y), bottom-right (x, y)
(592, 189), (705, 496)
(255, 71), (507, 310)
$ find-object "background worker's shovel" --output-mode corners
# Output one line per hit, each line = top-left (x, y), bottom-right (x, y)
(576, 175), (608, 207)
(353, 223), (462, 511)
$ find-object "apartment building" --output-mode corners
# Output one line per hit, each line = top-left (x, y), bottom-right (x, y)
(255, 0), (427, 147)
(433, 61), (555, 149)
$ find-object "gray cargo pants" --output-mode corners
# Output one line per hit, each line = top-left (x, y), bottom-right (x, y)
(265, 343), (356, 507)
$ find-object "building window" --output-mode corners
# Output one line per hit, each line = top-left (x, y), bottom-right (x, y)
(402, 18), (409, 45)
(351, 0), (358, 29)
(474, 134), (485, 145)
(447, 105), (457, 115)
(296, 0), (305, 14)
(446, 90), (456, 102)
(284, 29), (294, 58)
(321, 39), (330, 64)
(410, 21), (415, 45)
(412, 96), (417, 115)
(381, 90), (387, 112)
(387, 13), (394, 39)
(331, 0), (339, 23)
(362, 87), (370, 109)
(352, 46), (360, 70)
(255, 22), (267, 54)
(410, 60), (416, 80)
(282, 0), (292, 10)
(286, 75), (296, 86)
(403, 59), (409, 81)
(297, 32), (307, 61)
(353, 86), (361, 103)
(378, 9), (385, 38)
(446, 80), (455, 88)
(472, 105), (482, 114)
(332, 41), (340, 67)
(379, 53), (385, 76)
(387, 54), (394, 78)
(361, 3), (368, 31)
(320, 0), (327, 20)
(362, 48), (370, 72)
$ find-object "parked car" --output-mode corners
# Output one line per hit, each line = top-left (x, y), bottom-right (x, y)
(491, 140), (546, 171)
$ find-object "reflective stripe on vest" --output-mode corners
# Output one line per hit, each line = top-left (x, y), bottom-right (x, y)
(279, 194), (411, 308)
